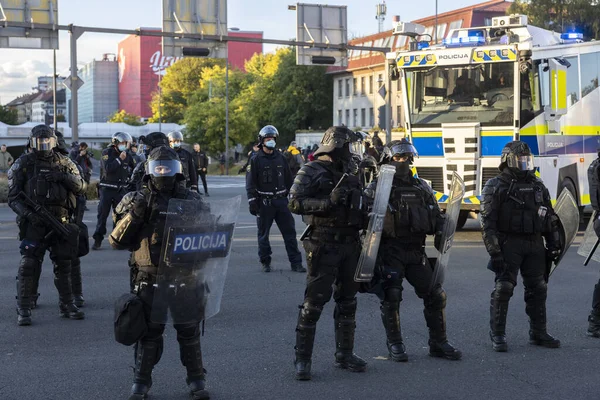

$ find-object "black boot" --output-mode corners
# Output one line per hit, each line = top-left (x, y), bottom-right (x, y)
(424, 289), (462, 361)
(380, 301), (408, 362)
(71, 259), (85, 308)
(92, 236), (102, 250)
(130, 339), (163, 399)
(525, 282), (560, 348)
(179, 335), (208, 399)
(294, 302), (322, 380)
(16, 275), (35, 326)
(490, 296), (509, 352)
(587, 284), (600, 338)
(31, 261), (42, 309)
(54, 262), (85, 320)
(333, 299), (367, 372)
(291, 263), (307, 273)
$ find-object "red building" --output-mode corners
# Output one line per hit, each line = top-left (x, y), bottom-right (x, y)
(117, 29), (263, 119)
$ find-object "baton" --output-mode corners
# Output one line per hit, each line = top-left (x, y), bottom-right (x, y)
(585, 238), (600, 266)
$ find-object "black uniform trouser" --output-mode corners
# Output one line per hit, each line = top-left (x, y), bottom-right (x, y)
(17, 222), (77, 309)
(197, 170), (208, 194)
(132, 274), (204, 385)
(295, 236), (361, 360)
(94, 187), (125, 240)
(490, 235), (548, 333)
(256, 197), (301, 265)
(379, 242), (447, 343)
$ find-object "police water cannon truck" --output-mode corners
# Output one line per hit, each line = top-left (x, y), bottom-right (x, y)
(391, 14), (598, 229)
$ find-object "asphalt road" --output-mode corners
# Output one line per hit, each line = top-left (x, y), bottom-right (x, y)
(0, 176), (599, 400)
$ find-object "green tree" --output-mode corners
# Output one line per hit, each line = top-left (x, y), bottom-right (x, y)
(108, 110), (145, 126)
(0, 106), (18, 125)
(149, 58), (224, 123)
(509, 1), (600, 39)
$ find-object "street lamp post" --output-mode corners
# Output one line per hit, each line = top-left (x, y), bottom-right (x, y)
(225, 27), (239, 176)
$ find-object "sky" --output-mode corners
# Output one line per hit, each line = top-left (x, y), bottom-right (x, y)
(0, 0), (494, 105)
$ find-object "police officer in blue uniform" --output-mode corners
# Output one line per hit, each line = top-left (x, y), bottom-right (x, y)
(481, 141), (562, 352)
(168, 131), (199, 192)
(246, 125), (305, 273)
(92, 132), (136, 250)
(587, 149), (600, 337)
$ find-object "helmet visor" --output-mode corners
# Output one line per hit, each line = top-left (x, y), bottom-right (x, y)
(507, 154), (534, 171)
(349, 142), (365, 160)
(32, 136), (57, 152)
(389, 142), (418, 158)
(147, 160), (182, 177)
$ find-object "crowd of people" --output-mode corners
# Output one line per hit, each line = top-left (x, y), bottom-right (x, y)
(7, 123), (600, 400)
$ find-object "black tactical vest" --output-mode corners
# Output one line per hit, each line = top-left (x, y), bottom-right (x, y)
(496, 178), (547, 234)
(384, 183), (435, 238)
(588, 158), (600, 211)
(24, 155), (72, 210)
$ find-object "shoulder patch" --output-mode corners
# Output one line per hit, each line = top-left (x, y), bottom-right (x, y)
(102, 155), (109, 161)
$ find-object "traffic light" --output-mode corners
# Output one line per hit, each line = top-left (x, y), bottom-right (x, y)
(182, 47), (211, 57)
(311, 56), (336, 65)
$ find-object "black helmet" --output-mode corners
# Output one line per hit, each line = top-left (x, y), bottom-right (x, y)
(258, 125), (279, 143)
(167, 131), (184, 149)
(141, 132), (169, 153)
(499, 141), (533, 172)
(53, 130), (69, 155)
(313, 126), (363, 158)
(145, 146), (183, 192)
(30, 124), (57, 157)
(380, 139), (418, 165)
(112, 132), (132, 150)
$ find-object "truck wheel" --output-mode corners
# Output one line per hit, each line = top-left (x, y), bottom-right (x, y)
(456, 210), (469, 230)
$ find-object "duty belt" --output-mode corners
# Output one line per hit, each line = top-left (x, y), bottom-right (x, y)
(309, 227), (359, 243)
(98, 182), (122, 189)
(257, 189), (288, 199)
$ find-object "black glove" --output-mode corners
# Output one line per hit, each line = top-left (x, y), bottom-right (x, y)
(594, 216), (600, 238)
(490, 253), (505, 274)
(546, 246), (562, 264)
(249, 199), (259, 216)
(434, 232), (443, 252)
(131, 196), (147, 219)
(44, 171), (66, 182)
(25, 212), (45, 227)
(330, 187), (349, 206)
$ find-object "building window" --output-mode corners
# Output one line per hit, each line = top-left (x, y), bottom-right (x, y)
(361, 108), (366, 127)
(345, 79), (350, 97)
(396, 106), (402, 127)
(369, 76), (373, 94)
(449, 20), (463, 31)
(345, 109), (350, 126)
(353, 78), (357, 96)
(378, 74), (383, 88)
(338, 79), (343, 98)
(353, 109), (358, 127)
(436, 23), (447, 41)
(361, 77), (366, 95)
(369, 107), (374, 127)
(484, 17), (492, 26)
(338, 110), (343, 125)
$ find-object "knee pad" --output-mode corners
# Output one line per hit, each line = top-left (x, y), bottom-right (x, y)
(298, 302), (323, 325)
(493, 280), (515, 302)
(334, 298), (357, 319)
(424, 286), (447, 310)
(20, 239), (45, 258)
(524, 279), (547, 301)
(18, 256), (40, 277)
(384, 286), (403, 303)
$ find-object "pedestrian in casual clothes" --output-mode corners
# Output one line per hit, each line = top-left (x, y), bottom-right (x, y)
(219, 152), (226, 175)
(0, 144), (15, 173)
(74, 142), (93, 184)
(192, 143), (209, 196)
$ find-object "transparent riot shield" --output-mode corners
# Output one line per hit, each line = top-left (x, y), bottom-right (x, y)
(578, 211), (600, 265)
(429, 173), (465, 291)
(549, 188), (579, 275)
(151, 196), (241, 324)
(355, 164), (396, 282)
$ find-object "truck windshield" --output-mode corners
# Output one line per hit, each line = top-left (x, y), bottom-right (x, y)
(407, 62), (515, 127)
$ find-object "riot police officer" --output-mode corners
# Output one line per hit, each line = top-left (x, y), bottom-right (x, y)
(92, 132), (135, 250)
(288, 126), (367, 380)
(246, 125), (304, 272)
(587, 149), (600, 337)
(370, 140), (461, 362)
(481, 141), (562, 351)
(168, 131), (198, 192)
(110, 147), (209, 400)
(8, 125), (86, 325)
(129, 132), (170, 191)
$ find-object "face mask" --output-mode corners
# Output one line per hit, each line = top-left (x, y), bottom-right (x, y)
(118, 144), (127, 152)
(171, 142), (181, 149)
(391, 161), (411, 177)
(265, 140), (276, 149)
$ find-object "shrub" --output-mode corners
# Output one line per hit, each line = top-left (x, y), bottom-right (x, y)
(86, 180), (99, 200)
(0, 175), (7, 203)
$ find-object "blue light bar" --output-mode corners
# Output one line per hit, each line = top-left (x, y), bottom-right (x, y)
(561, 32), (583, 40)
(417, 41), (430, 50)
(443, 36), (486, 47)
